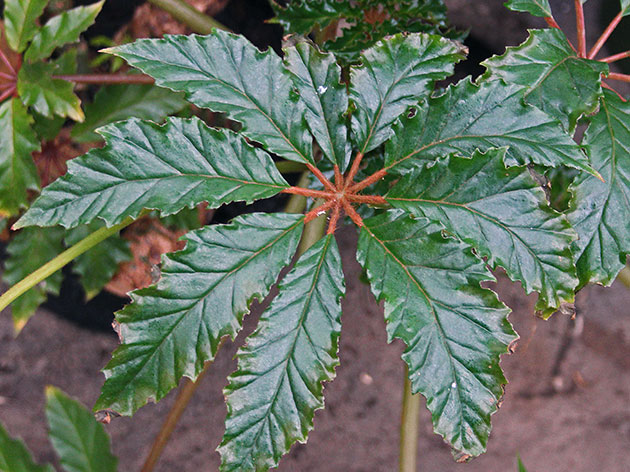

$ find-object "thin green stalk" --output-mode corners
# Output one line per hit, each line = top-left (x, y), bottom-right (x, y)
(275, 160), (308, 174)
(0, 218), (136, 316)
(400, 367), (421, 472)
(147, 0), (228, 33)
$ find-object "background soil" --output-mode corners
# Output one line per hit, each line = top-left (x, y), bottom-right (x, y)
(1, 0), (629, 471)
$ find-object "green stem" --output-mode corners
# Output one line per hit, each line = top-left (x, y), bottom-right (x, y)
(284, 172), (311, 214)
(275, 160), (308, 174)
(0, 218), (136, 315)
(147, 0), (229, 33)
(399, 367), (421, 472)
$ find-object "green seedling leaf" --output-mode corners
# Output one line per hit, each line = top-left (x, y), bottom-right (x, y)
(568, 90), (630, 287)
(350, 32), (465, 154)
(16, 117), (289, 229)
(25, 1), (104, 62)
(483, 28), (608, 132)
(104, 30), (313, 165)
(385, 78), (598, 177)
(72, 83), (187, 142)
(3, 0), (48, 52)
(45, 386), (117, 472)
(95, 213), (304, 416)
(505, 0), (553, 17)
(0, 98), (40, 217)
(0, 422), (54, 471)
(357, 210), (516, 457)
(18, 61), (84, 122)
(65, 221), (132, 300)
(285, 42), (350, 171)
(2, 226), (65, 332)
(387, 148), (578, 318)
(219, 234), (344, 471)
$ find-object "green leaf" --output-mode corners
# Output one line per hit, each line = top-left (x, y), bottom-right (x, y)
(567, 90), (630, 287)
(622, 0), (630, 15)
(504, 0), (552, 17)
(350, 32), (464, 154)
(517, 455), (528, 472)
(219, 234), (344, 471)
(357, 210), (516, 457)
(24, 1), (104, 62)
(285, 42), (350, 171)
(2, 226), (65, 332)
(0, 422), (54, 472)
(95, 213), (304, 416)
(269, 0), (354, 35)
(65, 221), (132, 300)
(45, 386), (117, 472)
(16, 117), (289, 230)
(104, 30), (313, 165)
(0, 98), (40, 217)
(483, 28), (608, 132)
(387, 148), (578, 318)
(72, 83), (187, 142)
(3, 0), (48, 52)
(17, 61), (84, 122)
(385, 78), (597, 177)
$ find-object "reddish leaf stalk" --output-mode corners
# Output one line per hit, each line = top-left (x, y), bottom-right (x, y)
(608, 72), (630, 83)
(574, 0), (587, 58)
(52, 74), (155, 84)
(306, 163), (337, 193)
(589, 11), (624, 59)
(304, 199), (336, 223)
(333, 164), (344, 188)
(281, 186), (332, 199)
(602, 81), (627, 101)
(601, 50), (630, 63)
(344, 152), (364, 186)
(341, 199), (363, 227)
(544, 16), (561, 29)
(0, 48), (16, 75)
(0, 86), (16, 103)
(346, 194), (387, 205)
(349, 169), (388, 193)
(0, 71), (15, 81)
(326, 202), (342, 235)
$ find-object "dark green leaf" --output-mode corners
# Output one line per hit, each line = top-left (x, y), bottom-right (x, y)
(567, 90), (630, 287)
(65, 221), (131, 300)
(350, 32), (464, 154)
(2, 226), (65, 332)
(72, 83), (187, 142)
(17, 61), (84, 121)
(24, 1), (104, 62)
(104, 30), (313, 165)
(357, 210), (515, 457)
(45, 386), (117, 472)
(16, 117), (289, 229)
(483, 28), (607, 132)
(385, 78), (597, 177)
(504, 0), (552, 17)
(32, 111), (66, 141)
(387, 148), (577, 318)
(623, 0), (630, 15)
(219, 234), (344, 471)
(285, 42), (350, 171)
(269, 0), (354, 35)
(3, 0), (47, 52)
(95, 213), (304, 416)
(517, 455), (528, 472)
(0, 98), (40, 217)
(0, 422), (54, 472)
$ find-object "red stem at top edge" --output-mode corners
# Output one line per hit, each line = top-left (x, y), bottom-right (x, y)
(575, 0), (587, 58)
(608, 72), (630, 83)
(589, 11), (624, 59)
(52, 74), (155, 85)
(601, 50), (630, 63)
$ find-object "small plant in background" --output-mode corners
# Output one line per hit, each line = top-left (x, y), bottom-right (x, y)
(1, 0), (630, 470)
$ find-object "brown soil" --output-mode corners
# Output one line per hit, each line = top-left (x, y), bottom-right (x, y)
(1, 226), (629, 472)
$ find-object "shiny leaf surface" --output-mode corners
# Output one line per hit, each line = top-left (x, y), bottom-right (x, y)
(505, 0), (552, 17)
(3, 0), (47, 52)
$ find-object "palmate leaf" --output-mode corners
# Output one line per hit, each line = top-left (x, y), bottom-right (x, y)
(504, 0), (552, 17)
(483, 28), (608, 132)
(219, 234), (344, 471)
(3, 226), (65, 332)
(72, 83), (187, 143)
(0, 422), (54, 472)
(24, 0), (104, 62)
(65, 221), (132, 300)
(104, 30), (313, 165)
(95, 213), (304, 416)
(387, 148), (577, 318)
(350, 32), (464, 155)
(0, 98), (40, 217)
(269, 0), (354, 35)
(45, 386), (117, 472)
(3, 0), (48, 52)
(17, 61), (84, 122)
(567, 90), (630, 287)
(357, 211), (516, 457)
(385, 78), (597, 177)
(16, 117), (289, 230)
(285, 42), (350, 171)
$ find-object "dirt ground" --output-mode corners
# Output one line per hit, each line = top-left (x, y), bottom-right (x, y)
(1, 226), (629, 472)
